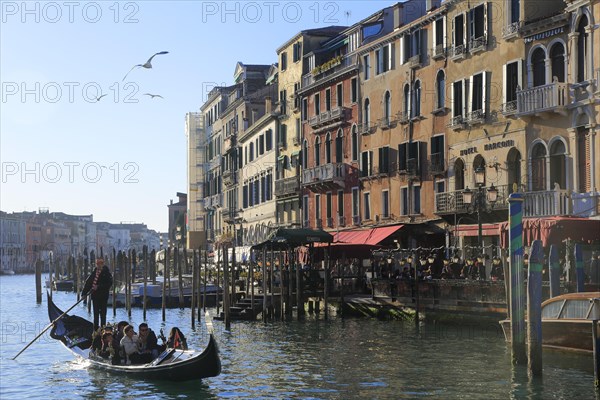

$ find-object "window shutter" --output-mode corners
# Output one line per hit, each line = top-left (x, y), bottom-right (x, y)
(433, 18), (437, 47)
(451, 16), (455, 46)
(463, 78), (469, 117)
(443, 16), (447, 49)
(400, 35), (405, 64)
(517, 58), (523, 89)
(389, 43), (395, 70)
(482, 71), (489, 115)
(484, 2), (489, 39)
(502, 63), (507, 105)
(463, 13), (467, 47)
(451, 80), (455, 117)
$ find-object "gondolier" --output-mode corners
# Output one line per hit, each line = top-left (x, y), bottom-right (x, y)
(82, 258), (113, 330)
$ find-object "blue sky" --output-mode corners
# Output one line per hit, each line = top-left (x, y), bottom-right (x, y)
(1, 1), (392, 231)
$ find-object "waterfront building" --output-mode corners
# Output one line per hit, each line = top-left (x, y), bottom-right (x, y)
(0, 211), (26, 273)
(167, 192), (187, 246)
(185, 112), (206, 250)
(274, 26), (348, 229)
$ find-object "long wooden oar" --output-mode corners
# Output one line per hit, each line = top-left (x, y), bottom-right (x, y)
(12, 294), (88, 360)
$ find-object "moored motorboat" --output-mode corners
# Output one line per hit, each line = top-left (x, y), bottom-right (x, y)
(47, 294), (221, 381)
(500, 292), (600, 352)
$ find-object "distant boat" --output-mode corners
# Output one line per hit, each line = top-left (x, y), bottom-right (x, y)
(47, 293), (222, 381)
(0, 269), (15, 275)
(45, 277), (74, 291)
(500, 291), (600, 352)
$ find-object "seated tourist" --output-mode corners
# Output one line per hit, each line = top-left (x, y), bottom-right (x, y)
(490, 258), (504, 281)
(98, 331), (121, 365)
(166, 327), (188, 350)
(91, 325), (114, 354)
(120, 324), (145, 365)
(115, 321), (129, 343)
(137, 323), (164, 361)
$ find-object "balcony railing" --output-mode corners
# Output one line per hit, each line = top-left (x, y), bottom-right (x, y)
(447, 115), (465, 130)
(429, 153), (445, 175)
(523, 189), (571, 217)
(352, 215), (361, 226)
(203, 193), (223, 209)
(501, 100), (517, 116)
(469, 36), (487, 53)
(223, 135), (236, 153)
(408, 54), (422, 69)
(502, 21), (521, 39)
(309, 106), (348, 129)
(302, 163), (346, 191)
(431, 44), (446, 59)
(338, 215), (346, 227)
(326, 217), (334, 228)
(435, 185), (512, 214)
(223, 170), (237, 186)
(449, 44), (466, 60)
(466, 109), (485, 125)
(398, 111), (409, 125)
(274, 176), (300, 197)
(358, 122), (373, 135)
(316, 219), (323, 229)
(516, 82), (569, 116)
(302, 55), (358, 89)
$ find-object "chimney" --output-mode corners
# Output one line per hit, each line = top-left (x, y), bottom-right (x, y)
(265, 96), (272, 114)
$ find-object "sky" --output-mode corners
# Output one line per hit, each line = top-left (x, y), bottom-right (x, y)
(1, 0), (393, 232)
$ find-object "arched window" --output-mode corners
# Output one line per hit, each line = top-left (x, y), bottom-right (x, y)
(550, 42), (565, 82)
(577, 15), (589, 82)
(531, 47), (546, 87)
(454, 159), (465, 191)
(325, 132), (332, 164)
(364, 98), (370, 126)
(302, 140), (308, 169)
(436, 70), (445, 109)
(531, 142), (547, 191)
(577, 126), (590, 192)
(383, 91), (391, 123)
(413, 80), (421, 117)
(403, 84), (410, 117)
(351, 125), (358, 161)
(473, 155), (486, 186)
(314, 136), (321, 167)
(550, 140), (566, 189)
(336, 129), (343, 163)
(507, 148), (522, 193)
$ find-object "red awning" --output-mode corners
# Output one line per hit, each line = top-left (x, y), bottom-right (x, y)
(499, 217), (600, 247)
(454, 223), (500, 237)
(329, 225), (404, 246)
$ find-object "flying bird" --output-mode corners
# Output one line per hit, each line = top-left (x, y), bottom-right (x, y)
(144, 93), (164, 99)
(95, 94), (107, 102)
(122, 51), (169, 81)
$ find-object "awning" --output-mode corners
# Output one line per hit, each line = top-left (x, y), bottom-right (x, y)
(252, 227), (333, 250)
(499, 217), (600, 247)
(455, 223), (500, 237)
(330, 225), (403, 246)
(290, 151), (300, 157)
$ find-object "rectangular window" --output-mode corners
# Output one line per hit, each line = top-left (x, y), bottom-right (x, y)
(379, 146), (390, 174)
(293, 42), (302, 62)
(510, 0), (520, 24)
(281, 52), (287, 71)
(280, 89), (287, 115)
(413, 186), (421, 214)
(401, 187), (408, 215)
(468, 4), (485, 41)
(382, 190), (389, 218)
(452, 80), (464, 117)
(243, 184), (248, 208)
(259, 134), (265, 155)
(363, 55), (370, 80)
(302, 98), (308, 120)
(504, 61), (522, 104)
(454, 14), (465, 47)
(295, 118), (301, 144)
(431, 135), (444, 170)
(337, 190), (344, 217)
(471, 72), (484, 112)
(325, 88), (331, 111)
(435, 18), (444, 47)
(351, 78), (357, 103)
(361, 150), (373, 177)
(266, 129), (273, 151)
(303, 195), (309, 225)
(261, 176), (266, 203)
(375, 49), (382, 75)
(363, 192), (371, 220)
(314, 93), (320, 115)
(436, 180), (445, 194)
(336, 83), (343, 107)
(408, 141), (421, 175)
(294, 82), (300, 109)
(326, 192), (332, 219)
(266, 171), (273, 201)
(398, 143), (407, 171)
(315, 194), (321, 219)
(352, 187), (359, 217)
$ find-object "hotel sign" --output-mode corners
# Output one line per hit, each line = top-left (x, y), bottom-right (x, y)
(459, 140), (515, 156)
(524, 27), (564, 43)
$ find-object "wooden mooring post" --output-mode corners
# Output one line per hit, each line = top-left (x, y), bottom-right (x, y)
(549, 244), (560, 298)
(223, 246), (231, 331)
(35, 259), (42, 303)
(262, 247), (267, 323)
(508, 192), (527, 365)
(162, 247), (169, 322)
(527, 240), (543, 377)
(324, 243), (330, 320)
(191, 249), (197, 329)
(575, 244), (585, 292)
(203, 249), (208, 314)
(593, 318), (600, 389)
(142, 245), (148, 321)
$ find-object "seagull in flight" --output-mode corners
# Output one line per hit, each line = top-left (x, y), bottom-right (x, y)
(122, 51), (169, 81)
(144, 93), (164, 99)
(95, 94), (107, 102)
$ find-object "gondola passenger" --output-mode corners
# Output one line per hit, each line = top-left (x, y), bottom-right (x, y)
(120, 325), (145, 364)
(166, 327), (188, 350)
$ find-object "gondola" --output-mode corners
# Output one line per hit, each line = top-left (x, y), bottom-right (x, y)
(47, 294), (221, 381)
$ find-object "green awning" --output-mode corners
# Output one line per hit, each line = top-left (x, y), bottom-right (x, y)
(290, 151), (300, 157)
(277, 155), (285, 161)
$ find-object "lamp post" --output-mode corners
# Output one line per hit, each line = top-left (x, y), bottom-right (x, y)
(462, 166), (498, 257)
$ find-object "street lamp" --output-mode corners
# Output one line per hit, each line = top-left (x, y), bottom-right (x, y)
(463, 166), (498, 256)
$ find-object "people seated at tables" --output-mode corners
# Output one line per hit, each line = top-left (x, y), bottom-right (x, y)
(490, 257), (504, 281)
(166, 327), (188, 350)
(137, 323), (165, 361)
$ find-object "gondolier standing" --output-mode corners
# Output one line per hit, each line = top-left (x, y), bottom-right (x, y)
(82, 258), (113, 330)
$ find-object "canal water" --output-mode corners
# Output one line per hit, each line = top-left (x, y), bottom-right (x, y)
(0, 274), (597, 399)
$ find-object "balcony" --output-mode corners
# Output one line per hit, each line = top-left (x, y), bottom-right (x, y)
(326, 218), (334, 228)
(352, 215), (361, 226)
(379, 116), (396, 130)
(523, 189), (571, 218)
(407, 54), (422, 69)
(431, 44), (446, 60)
(501, 100), (517, 117)
(302, 55), (358, 89)
(435, 185), (512, 215)
(358, 122), (374, 135)
(469, 36), (487, 54)
(447, 115), (465, 130)
(315, 219), (323, 229)
(516, 82), (569, 117)
(465, 109), (485, 125)
(223, 170), (237, 187)
(302, 163), (346, 192)
(398, 111), (409, 125)
(223, 135), (236, 153)
(309, 106), (348, 129)
(360, 165), (390, 180)
(338, 215), (346, 227)
(203, 193), (223, 209)
(449, 44), (466, 60)
(275, 176), (300, 197)
(429, 153), (445, 175)
(502, 21), (521, 40)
